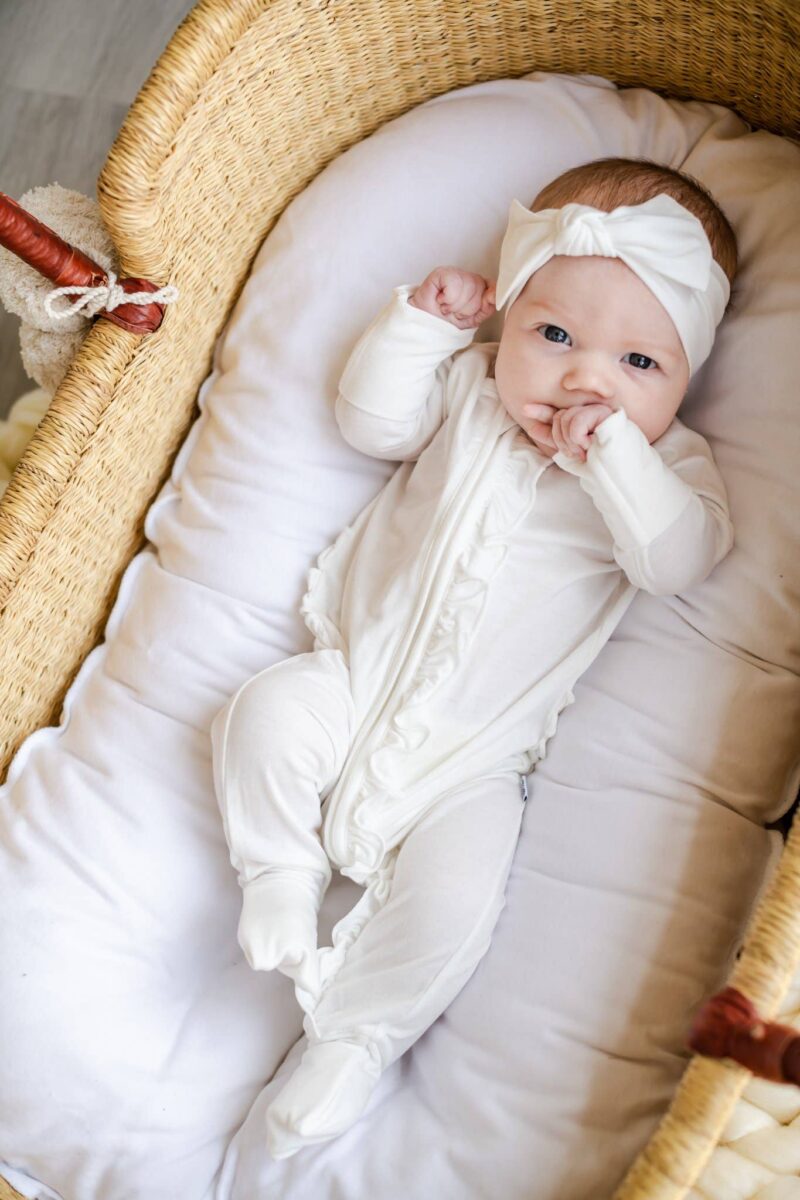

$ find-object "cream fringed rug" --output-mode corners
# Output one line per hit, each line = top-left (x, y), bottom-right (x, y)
(0, 389), (50, 499)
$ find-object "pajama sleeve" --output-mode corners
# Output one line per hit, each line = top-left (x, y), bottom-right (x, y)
(334, 285), (476, 461)
(553, 408), (734, 596)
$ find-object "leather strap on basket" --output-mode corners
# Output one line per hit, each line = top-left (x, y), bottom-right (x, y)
(0, 190), (169, 333)
(688, 986), (800, 1084)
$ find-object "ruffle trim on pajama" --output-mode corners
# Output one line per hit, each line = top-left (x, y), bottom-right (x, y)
(364, 432), (539, 778)
(298, 426), (568, 892)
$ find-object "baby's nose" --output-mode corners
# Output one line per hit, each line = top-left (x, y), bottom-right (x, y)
(561, 357), (614, 402)
(562, 379), (614, 403)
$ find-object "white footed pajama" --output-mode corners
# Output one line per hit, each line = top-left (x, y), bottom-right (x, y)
(211, 285), (734, 1157)
(211, 653), (525, 1155)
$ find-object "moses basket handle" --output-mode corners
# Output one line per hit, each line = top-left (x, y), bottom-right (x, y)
(688, 986), (800, 1084)
(0, 190), (172, 333)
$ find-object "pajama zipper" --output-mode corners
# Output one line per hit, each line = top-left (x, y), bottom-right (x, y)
(325, 416), (509, 859)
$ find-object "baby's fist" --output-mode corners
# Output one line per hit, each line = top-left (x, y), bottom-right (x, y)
(550, 403), (615, 463)
(410, 267), (496, 330)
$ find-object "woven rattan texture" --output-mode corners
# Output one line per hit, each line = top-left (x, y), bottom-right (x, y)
(0, 3), (797, 1199)
(615, 813), (800, 1197)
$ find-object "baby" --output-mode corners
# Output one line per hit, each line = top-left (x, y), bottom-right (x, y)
(210, 156), (738, 1159)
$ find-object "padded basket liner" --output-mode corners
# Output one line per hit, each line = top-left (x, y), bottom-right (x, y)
(0, 5), (799, 1198)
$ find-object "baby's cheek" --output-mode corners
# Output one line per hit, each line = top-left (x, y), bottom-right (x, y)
(621, 406), (654, 441)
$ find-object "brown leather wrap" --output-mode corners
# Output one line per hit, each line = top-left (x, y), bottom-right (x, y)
(688, 986), (800, 1085)
(0, 191), (166, 332)
(0, 191), (106, 288)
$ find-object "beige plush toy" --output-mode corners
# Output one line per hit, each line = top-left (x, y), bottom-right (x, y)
(0, 183), (118, 498)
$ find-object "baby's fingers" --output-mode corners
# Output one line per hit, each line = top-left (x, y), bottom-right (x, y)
(564, 403), (614, 450)
(441, 275), (493, 319)
(549, 414), (571, 457)
(523, 403), (556, 423)
(474, 286), (497, 324)
(563, 407), (593, 450)
(438, 274), (472, 313)
(551, 410), (585, 460)
(524, 418), (557, 449)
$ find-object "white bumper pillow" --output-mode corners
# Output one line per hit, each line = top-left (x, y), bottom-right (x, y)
(1, 70), (799, 1200)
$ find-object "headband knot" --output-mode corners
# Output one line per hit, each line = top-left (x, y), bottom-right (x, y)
(495, 193), (730, 376)
(552, 206), (616, 258)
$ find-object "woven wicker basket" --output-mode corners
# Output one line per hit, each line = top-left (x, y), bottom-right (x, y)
(0, 2), (798, 1197)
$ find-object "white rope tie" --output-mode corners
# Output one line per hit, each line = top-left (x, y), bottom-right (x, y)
(44, 270), (179, 321)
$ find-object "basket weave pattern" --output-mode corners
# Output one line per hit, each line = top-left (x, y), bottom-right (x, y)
(0, 3), (797, 1199)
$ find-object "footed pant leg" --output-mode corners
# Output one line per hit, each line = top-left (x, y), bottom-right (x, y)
(210, 649), (355, 993)
(265, 770), (526, 1156)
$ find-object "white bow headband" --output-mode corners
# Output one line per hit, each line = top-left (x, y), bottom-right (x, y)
(495, 193), (730, 376)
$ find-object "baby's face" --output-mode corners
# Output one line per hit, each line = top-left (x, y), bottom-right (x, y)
(494, 255), (691, 448)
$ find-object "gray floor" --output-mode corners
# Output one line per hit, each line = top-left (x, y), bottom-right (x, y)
(0, 0), (196, 416)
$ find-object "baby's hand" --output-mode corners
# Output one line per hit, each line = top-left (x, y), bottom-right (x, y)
(523, 402), (615, 463)
(409, 267), (496, 330)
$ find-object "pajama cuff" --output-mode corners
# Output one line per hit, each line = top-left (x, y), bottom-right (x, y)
(241, 865), (329, 914)
(553, 408), (695, 552)
(338, 285), (476, 419)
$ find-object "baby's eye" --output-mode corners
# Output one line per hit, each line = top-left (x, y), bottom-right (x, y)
(538, 324), (571, 344)
(623, 352), (658, 371)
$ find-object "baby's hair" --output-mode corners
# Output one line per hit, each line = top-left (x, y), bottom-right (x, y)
(532, 157), (738, 310)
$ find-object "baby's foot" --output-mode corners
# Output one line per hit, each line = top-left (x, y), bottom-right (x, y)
(238, 871), (322, 996)
(265, 1039), (381, 1159)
